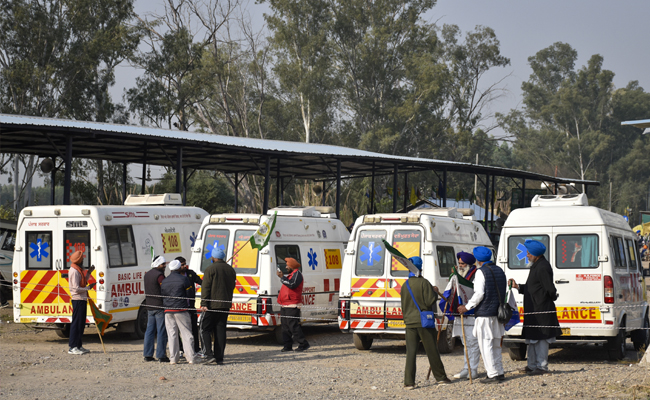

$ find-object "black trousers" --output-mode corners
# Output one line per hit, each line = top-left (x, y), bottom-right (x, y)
(69, 300), (87, 349)
(200, 310), (229, 362)
(280, 307), (308, 349)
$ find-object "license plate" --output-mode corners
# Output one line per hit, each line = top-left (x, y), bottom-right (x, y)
(387, 320), (405, 328)
(228, 314), (252, 323)
(561, 328), (571, 336)
(21, 317), (37, 323)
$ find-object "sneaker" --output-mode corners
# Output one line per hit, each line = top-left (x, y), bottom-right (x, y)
(0, 302), (9, 309)
(68, 347), (84, 355)
(518, 366), (534, 374)
(295, 343), (310, 352)
(436, 377), (452, 385)
(196, 351), (207, 359)
(78, 347), (91, 354)
(480, 376), (502, 384)
(158, 357), (170, 363)
(204, 357), (217, 364)
(189, 358), (205, 365)
(453, 370), (468, 379)
(144, 356), (156, 362)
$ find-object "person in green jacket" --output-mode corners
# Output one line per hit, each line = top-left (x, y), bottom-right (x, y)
(401, 256), (451, 389)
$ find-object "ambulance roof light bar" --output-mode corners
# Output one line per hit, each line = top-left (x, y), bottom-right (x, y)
(124, 193), (183, 206)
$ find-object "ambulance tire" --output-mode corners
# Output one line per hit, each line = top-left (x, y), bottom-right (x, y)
(133, 306), (148, 339)
(55, 323), (71, 338)
(353, 333), (373, 350)
(632, 313), (650, 352)
(507, 343), (527, 361)
(607, 320), (626, 361)
(437, 325), (456, 354)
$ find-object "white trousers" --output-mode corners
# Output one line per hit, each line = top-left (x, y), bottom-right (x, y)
(165, 312), (196, 364)
(459, 318), (480, 374)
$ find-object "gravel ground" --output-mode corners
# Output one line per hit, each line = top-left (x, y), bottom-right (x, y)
(1, 303), (649, 400)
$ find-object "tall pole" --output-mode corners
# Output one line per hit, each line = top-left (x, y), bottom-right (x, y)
(63, 136), (72, 205)
(141, 145), (147, 195)
(491, 175), (496, 228)
(403, 172), (408, 211)
(474, 154), (478, 199)
(484, 174), (490, 229)
(276, 160), (280, 208)
(392, 164), (398, 213)
(51, 160), (56, 206)
(234, 172), (239, 213)
(442, 168), (447, 207)
(520, 178), (526, 209)
(122, 163), (128, 204)
(370, 162), (375, 214)
(336, 160), (341, 218)
(175, 147), (182, 194)
(263, 156), (270, 214)
(182, 167), (187, 206)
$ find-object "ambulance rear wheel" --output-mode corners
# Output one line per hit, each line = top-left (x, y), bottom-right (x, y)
(54, 323), (70, 338)
(507, 343), (527, 361)
(437, 325), (456, 354)
(632, 314), (650, 352)
(607, 321), (626, 361)
(353, 333), (373, 350)
(133, 306), (148, 340)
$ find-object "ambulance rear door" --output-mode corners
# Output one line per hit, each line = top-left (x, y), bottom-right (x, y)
(552, 227), (604, 333)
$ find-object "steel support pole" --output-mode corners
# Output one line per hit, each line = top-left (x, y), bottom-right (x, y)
(63, 136), (72, 205)
(392, 164), (398, 213)
(176, 147), (183, 194)
(403, 172), (408, 211)
(280, 177), (284, 206)
(51, 165), (56, 205)
(520, 178), (526, 208)
(276, 160), (281, 207)
(484, 174), (490, 229)
(336, 160), (341, 218)
(370, 162), (375, 214)
(442, 168), (447, 207)
(183, 167), (187, 206)
(234, 172), (239, 213)
(263, 156), (270, 214)
(322, 182), (326, 206)
(141, 146), (147, 195)
(491, 175), (496, 228)
(122, 163), (128, 203)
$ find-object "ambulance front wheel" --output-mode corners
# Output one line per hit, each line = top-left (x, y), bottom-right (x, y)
(353, 333), (373, 350)
(632, 313), (650, 352)
(133, 306), (148, 339)
(507, 343), (527, 361)
(54, 323), (70, 338)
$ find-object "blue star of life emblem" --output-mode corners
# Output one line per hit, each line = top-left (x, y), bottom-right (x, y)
(308, 248), (318, 270)
(205, 240), (225, 259)
(516, 242), (529, 264)
(360, 241), (382, 266)
(29, 238), (49, 262)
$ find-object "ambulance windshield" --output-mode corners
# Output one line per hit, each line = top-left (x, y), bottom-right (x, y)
(201, 229), (230, 272)
(391, 230), (421, 277)
(231, 230), (259, 274)
(507, 235), (549, 269)
(355, 230), (386, 276)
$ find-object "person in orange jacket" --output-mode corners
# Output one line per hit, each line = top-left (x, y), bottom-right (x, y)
(276, 258), (310, 352)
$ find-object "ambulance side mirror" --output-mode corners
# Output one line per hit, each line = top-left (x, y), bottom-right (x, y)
(642, 268), (650, 277)
(598, 255), (608, 262)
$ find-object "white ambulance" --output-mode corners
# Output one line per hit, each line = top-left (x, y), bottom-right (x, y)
(499, 194), (650, 361)
(11, 194), (208, 338)
(189, 206), (349, 341)
(338, 208), (493, 352)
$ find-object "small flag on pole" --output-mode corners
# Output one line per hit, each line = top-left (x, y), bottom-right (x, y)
(410, 187), (418, 206)
(250, 212), (278, 251)
(381, 239), (419, 274)
(89, 298), (113, 336)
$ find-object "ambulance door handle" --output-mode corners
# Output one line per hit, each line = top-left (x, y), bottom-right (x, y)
(554, 279), (569, 284)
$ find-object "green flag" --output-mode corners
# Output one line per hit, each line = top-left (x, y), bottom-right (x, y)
(381, 239), (419, 274)
(89, 298), (113, 336)
(250, 212), (278, 250)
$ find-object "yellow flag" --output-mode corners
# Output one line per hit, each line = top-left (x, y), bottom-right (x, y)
(410, 186), (418, 206)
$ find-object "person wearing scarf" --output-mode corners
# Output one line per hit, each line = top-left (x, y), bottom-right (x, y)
(68, 251), (95, 355)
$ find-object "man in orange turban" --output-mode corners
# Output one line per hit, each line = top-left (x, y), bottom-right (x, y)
(68, 251), (95, 355)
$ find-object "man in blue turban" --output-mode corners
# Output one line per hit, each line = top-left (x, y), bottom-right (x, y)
(457, 246), (506, 384)
(199, 246), (236, 365)
(509, 239), (560, 376)
(401, 256), (450, 388)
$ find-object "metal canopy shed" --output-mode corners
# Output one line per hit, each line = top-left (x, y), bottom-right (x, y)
(1, 114), (599, 221)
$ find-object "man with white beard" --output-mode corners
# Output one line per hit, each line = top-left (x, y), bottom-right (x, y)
(439, 251), (480, 379)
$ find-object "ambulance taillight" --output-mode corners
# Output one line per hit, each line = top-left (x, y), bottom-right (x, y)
(258, 297), (271, 315)
(338, 300), (349, 320)
(604, 275), (614, 304)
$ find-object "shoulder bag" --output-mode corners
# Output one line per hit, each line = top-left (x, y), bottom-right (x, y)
(405, 280), (436, 329)
(485, 264), (512, 325)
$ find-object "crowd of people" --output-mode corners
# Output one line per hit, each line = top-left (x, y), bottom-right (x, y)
(401, 240), (560, 388)
(64, 239), (560, 383)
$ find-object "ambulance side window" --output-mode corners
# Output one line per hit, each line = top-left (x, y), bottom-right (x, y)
(436, 246), (456, 277)
(355, 230), (386, 277)
(275, 245), (302, 275)
(104, 226), (137, 268)
(625, 239), (639, 272)
(64, 231), (91, 269)
(612, 236), (628, 270)
(555, 234), (598, 269)
(26, 232), (53, 270)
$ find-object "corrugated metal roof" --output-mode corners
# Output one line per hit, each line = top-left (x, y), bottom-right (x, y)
(622, 119), (650, 129)
(0, 113), (599, 185)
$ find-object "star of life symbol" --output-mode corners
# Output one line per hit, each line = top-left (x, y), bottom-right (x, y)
(205, 240), (225, 260)
(29, 238), (49, 262)
(516, 243), (529, 264)
(190, 232), (197, 247)
(360, 241), (382, 266)
(308, 248), (318, 270)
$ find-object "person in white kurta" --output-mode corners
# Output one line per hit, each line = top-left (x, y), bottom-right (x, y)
(458, 247), (506, 383)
